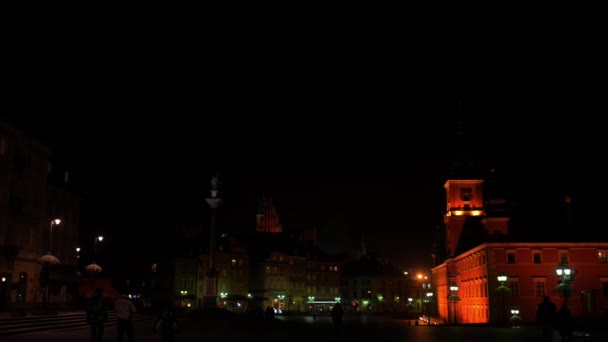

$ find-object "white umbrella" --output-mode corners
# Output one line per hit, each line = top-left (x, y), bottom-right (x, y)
(38, 254), (60, 265)
(85, 263), (103, 273)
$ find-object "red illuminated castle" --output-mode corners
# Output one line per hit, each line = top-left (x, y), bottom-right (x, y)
(256, 195), (283, 233)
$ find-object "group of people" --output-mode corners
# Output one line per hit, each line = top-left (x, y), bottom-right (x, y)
(536, 295), (573, 342)
(86, 288), (138, 342)
(86, 288), (178, 342)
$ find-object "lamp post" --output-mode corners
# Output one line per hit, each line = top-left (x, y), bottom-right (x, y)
(449, 285), (460, 324)
(38, 219), (62, 264)
(49, 219), (61, 256)
(556, 263), (573, 308)
(510, 309), (521, 327)
(496, 274), (510, 325)
(85, 236), (104, 274)
(39, 218), (61, 313)
(93, 236), (103, 263)
(308, 296), (315, 314)
(426, 292), (433, 324)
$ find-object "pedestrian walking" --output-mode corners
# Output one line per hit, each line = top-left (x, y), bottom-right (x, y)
(114, 292), (137, 342)
(155, 307), (178, 342)
(536, 296), (557, 342)
(331, 302), (344, 339)
(86, 288), (108, 342)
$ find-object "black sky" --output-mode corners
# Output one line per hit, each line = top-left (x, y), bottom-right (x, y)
(4, 44), (606, 271)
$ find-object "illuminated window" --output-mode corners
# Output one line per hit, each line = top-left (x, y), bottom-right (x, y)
(151, 263), (157, 272)
(599, 251), (608, 264)
(533, 252), (542, 264)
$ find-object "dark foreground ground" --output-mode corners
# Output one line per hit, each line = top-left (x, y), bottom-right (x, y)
(1, 311), (605, 342)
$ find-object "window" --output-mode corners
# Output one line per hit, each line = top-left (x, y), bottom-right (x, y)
(534, 281), (546, 297)
(533, 252), (542, 264)
(599, 251), (608, 264)
(151, 263), (157, 272)
(508, 281), (519, 297)
(461, 188), (473, 202)
(559, 251), (569, 265)
(507, 252), (516, 264)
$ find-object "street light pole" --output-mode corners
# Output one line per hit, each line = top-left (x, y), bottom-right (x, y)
(556, 263), (573, 309)
(449, 285), (459, 324)
(496, 274), (509, 325)
(93, 236), (103, 263)
(42, 218), (61, 313)
(49, 219), (61, 255)
(84, 236), (104, 274)
(426, 292), (433, 324)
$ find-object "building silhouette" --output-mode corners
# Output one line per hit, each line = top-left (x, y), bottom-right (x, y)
(0, 119), (80, 311)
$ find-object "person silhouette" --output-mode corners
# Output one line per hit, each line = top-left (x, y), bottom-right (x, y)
(114, 292), (137, 342)
(155, 306), (178, 342)
(556, 303), (573, 341)
(331, 302), (344, 338)
(536, 296), (557, 342)
(86, 288), (108, 342)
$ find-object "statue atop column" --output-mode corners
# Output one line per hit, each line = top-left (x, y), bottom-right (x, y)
(209, 175), (220, 198)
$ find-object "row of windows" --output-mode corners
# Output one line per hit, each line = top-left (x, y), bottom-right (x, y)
(506, 250), (608, 264)
(502, 281), (608, 297)
(306, 286), (339, 295)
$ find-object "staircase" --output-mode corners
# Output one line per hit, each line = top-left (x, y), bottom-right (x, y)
(0, 311), (151, 336)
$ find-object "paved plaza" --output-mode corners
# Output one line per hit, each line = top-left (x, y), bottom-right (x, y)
(1, 312), (604, 341)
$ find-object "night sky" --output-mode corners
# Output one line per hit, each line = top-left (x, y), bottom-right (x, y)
(4, 46), (606, 271)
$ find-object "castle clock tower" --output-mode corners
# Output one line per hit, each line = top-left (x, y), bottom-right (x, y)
(443, 179), (484, 257)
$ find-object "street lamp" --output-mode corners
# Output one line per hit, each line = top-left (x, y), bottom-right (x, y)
(510, 309), (521, 327)
(37, 218), (61, 314)
(555, 263), (574, 308)
(49, 219), (61, 255)
(308, 296), (315, 314)
(85, 236), (103, 274)
(496, 274), (510, 325)
(38, 219), (62, 265)
(93, 236), (103, 263)
(426, 292), (433, 324)
(449, 285), (460, 324)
